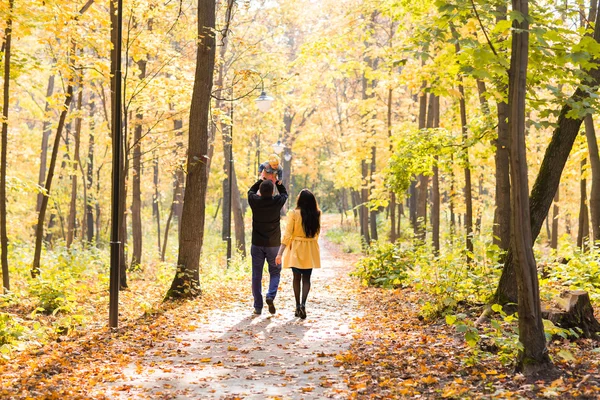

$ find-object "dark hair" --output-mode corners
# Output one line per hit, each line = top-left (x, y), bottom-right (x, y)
(259, 180), (274, 197)
(296, 189), (320, 238)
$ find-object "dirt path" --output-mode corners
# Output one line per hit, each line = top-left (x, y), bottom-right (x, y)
(104, 236), (360, 399)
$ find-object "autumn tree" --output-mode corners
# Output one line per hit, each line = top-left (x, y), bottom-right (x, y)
(167, 0), (216, 298)
(1, 0), (13, 291)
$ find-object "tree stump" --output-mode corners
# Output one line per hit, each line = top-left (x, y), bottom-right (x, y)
(542, 290), (600, 339)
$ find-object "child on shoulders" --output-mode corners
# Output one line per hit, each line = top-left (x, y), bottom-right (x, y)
(259, 154), (283, 183)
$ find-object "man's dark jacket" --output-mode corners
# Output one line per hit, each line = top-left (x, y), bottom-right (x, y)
(248, 180), (288, 247)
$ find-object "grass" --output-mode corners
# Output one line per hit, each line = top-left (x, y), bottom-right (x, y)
(324, 223), (362, 253)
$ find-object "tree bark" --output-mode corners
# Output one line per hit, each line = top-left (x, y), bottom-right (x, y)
(577, 153), (589, 249)
(494, 94), (511, 252)
(585, 115), (600, 243)
(350, 188), (359, 224)
(37, 75), (55, 213)
(231, 166), (246, 256)
(369, 146), (378, 241)
(509, 0), (551, 373)
(454, 46), (474, 263)
(222, 106), (232, 242)
(1, 0), (13, 291)
(85, 96), (95, 244)
(415, 88), (428, 241)
(387, 87), (397, 242)
(167, 0), (216, 298)
(131, 59), (146, 268)
(551, 190), (559, 250)
(173, 119), (185, 240)
(67, 84), (83, 248)
(153, 151), (161, 255)
(32, 83), (75, 277)
(494, 0), (600, 307)
(431, 95), (441, 254)
(492, 3), (511, 254)
(360, 160), (371, 246)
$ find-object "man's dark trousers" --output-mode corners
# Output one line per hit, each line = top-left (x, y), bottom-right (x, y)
(250, 245), (281, 310)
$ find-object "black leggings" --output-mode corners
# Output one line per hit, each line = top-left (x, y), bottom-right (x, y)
(291, 268), (312, 306)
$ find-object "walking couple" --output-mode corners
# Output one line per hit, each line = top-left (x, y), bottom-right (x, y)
(247, 177), (321, 319)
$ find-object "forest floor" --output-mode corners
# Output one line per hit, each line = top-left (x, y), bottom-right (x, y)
(1, 216), (600, 399)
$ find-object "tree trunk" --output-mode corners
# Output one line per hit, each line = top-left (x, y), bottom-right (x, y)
(231, 166), (246, 256)
(369, 146), (378, 241)
(167, 0), (216, 298)
(577, 154), (589, 249)
(508, 0), (551, 373)
(67, 84), (83, 248)
(161, 183), (177, 262)
(493, 0), (600, 308)
(85, 95), (96, 244)
(387, 87), (397, 242)
(551, 190), (559, 250)
(431, 95), (441, 254)
(455, 65), (473, 263)
(409, 181), (417, 232)
(360, 160), (371, 246)
(153, 151), (161, 256)
(32, 83), (75, 277)
(449, 156), (456, 239)
(37, 75), (55, 214)
(222, 105), (232, 243)
(491, 4), (511, 254)
(494, 97), (511, 252)
(415, 88), (428, 241)
(118, 121), (128, 289)
(173, 119), (185, 241)
(131, 59), (146, 268)
(585, 115), (600, 243)
(350, 188), (359, 224)
(1, 0), (13, 291)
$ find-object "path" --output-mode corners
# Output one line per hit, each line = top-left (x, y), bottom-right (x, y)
(104, 236), (359, 399)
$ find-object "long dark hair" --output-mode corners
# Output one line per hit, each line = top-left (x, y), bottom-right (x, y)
(296, 189), (320, 238)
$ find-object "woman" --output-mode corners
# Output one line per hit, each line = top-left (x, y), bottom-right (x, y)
(275, 189), (321, 319)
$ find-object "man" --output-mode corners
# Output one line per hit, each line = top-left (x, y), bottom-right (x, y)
(248, 178), (288, 315)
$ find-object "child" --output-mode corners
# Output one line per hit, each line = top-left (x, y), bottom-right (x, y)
(258, 154), (284, 183)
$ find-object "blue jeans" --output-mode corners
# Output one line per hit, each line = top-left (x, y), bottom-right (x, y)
(250, 245), (281, 310)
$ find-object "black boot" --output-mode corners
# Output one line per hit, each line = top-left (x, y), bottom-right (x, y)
(299, 305), (306, 320)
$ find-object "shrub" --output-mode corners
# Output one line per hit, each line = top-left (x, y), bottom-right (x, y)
(352, 242), (412, 288)
(0, 313), (26, 346)
(29, 278), (75, 315)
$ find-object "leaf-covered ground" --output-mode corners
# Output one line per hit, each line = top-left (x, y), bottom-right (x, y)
(341, 286), (600, 399)
(2, 218), (600, 399)
(99, 237), (359, 399)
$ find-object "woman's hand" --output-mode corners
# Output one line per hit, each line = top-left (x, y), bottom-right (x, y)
(275, 254), (282, 265)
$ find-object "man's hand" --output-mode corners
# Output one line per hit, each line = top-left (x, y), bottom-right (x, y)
(275, 254), (282, 265)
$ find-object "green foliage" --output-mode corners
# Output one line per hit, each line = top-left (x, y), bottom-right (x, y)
(538, 244), (600, 303)
(0, 313), (26, 346)
(386, 127), (453, 196)
(542, 319), (580, 341)
(352, 242), (413, 288)
(30, 278), (76, 315)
